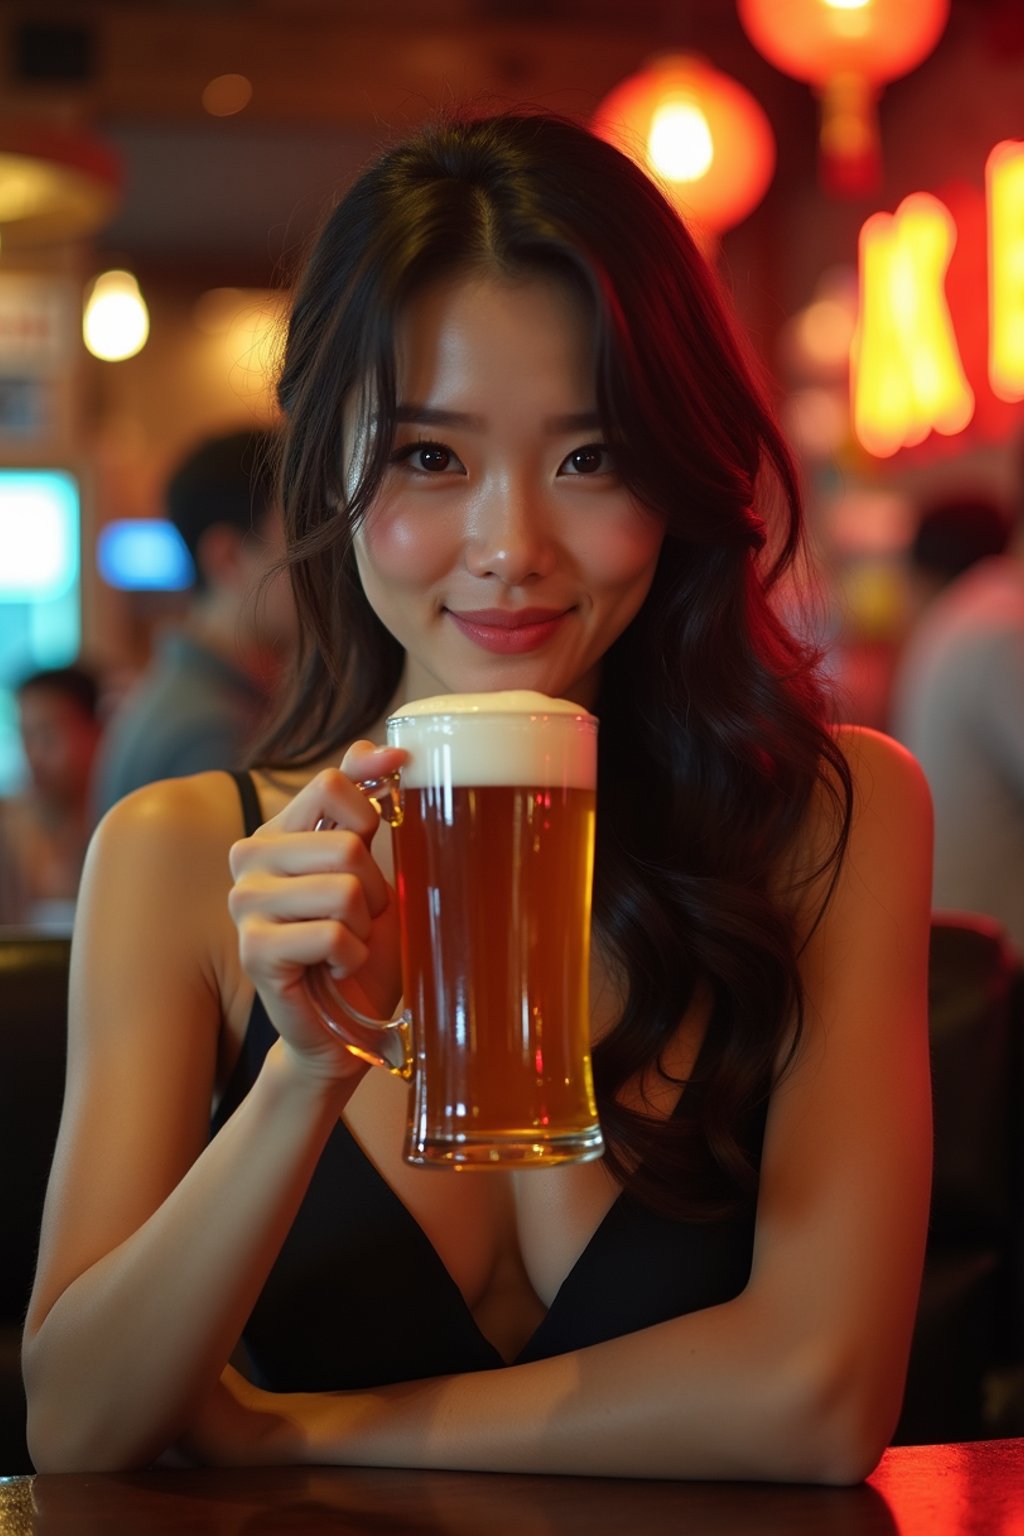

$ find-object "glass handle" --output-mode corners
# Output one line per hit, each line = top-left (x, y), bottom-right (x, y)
(303, 770), (413, 1078)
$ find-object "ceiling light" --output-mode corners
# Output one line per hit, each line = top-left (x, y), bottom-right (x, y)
(83, 270), (150, 361)
(0, 121), (120, 249)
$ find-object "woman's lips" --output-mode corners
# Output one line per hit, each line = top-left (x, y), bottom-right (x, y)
(446, 607), (571, 654)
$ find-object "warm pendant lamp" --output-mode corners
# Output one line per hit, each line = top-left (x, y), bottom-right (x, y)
(591, 54), (776, 244)
(82, 268), (150, 361)
(737, 0), (950, 195)
(0, 120), (121, 248)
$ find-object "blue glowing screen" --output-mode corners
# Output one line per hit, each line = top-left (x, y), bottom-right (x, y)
(96, 519), (195, 591)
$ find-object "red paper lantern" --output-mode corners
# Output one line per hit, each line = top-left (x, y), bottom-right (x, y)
(0, 120), (121, 247)
(591, 54), (775, 241)
(737, 0), (950, 195)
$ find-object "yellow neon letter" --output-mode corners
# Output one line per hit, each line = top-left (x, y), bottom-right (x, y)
(988, 139), (1024, 403)
(852, 192), (974, 457)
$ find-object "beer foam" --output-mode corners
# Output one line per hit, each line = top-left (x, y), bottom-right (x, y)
(387, 691), (596, 789)
(391, 691), (584, 718)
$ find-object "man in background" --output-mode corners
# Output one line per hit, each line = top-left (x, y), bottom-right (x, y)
(0, 665), (103, 929)
(890, 486), (1024, 954)
(93, 427), (296, 820)
(899, 492), (1011, 624)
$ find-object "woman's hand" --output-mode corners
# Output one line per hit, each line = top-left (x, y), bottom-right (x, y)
(228, 741), (407, 1079)
(173, 1368), (304, 1468)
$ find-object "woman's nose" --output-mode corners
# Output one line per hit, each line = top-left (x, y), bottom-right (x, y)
(463, 478), (557, 584)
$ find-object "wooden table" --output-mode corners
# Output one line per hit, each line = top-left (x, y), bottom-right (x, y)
(0, 1439), (1021, 1534)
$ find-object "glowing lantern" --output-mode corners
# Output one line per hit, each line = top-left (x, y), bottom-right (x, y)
(591, 54), (775, 242)
(737, 0), (950, 195)
(851, 192), (973, 457)
(987, 139), (1024, 404)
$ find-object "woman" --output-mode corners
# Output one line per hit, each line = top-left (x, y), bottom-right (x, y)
(22, 113), (932, 1482)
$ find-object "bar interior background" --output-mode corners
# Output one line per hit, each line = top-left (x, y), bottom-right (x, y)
(0, 0), (1022, 788)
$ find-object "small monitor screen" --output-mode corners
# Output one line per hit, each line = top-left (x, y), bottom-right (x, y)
(97, 519), (195, 591)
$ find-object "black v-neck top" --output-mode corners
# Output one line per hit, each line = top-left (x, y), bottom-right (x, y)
(211, 771), (765, 1392)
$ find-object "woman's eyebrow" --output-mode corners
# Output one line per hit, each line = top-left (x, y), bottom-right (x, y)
(393, 403), (485, 430)
(391, 404), (602, 434)
(545, 410), (601, 433)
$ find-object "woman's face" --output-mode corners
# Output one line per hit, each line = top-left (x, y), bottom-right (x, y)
(351, 271), (665, 710)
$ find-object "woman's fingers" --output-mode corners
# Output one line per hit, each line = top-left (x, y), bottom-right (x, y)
(228, 747), (409, 921)
(233, 828), (375, 876)
(226, 750), (408, 1051)
(229, 869), (374, 942)
(339, 739), (407, 788)
(261, 749), (407, 843)
(238, 914), (370, 985)
(229, 831), (389, 922)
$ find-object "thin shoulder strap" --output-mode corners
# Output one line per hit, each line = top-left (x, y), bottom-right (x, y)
(226, 769), (263, 837)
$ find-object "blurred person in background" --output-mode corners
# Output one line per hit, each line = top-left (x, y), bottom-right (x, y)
(0, 666), (103, 930)
(890, 487), (1024, 953)
(897, 492), (1011, 629)
(92, 427), (296, 821)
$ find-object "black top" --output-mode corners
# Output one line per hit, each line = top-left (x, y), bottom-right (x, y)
(212, 770), (765, 1392)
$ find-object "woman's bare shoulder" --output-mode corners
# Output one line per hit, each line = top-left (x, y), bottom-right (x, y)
(88, 764), (328, 890)
(92, 770), (250, 862)
(82, 775), (271, 969)
(831, 719), (919, 763)
(829, 723), (932, 822)
(75, 773), (265, 1036)
(779, 724), (931, 933)
(797, 724), (933, 949)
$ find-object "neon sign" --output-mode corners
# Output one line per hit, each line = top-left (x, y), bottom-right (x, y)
(851, 139), (1024, 458)
(988, 139), (1024, 404)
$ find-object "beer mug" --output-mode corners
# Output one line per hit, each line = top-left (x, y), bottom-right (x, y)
(305, 690), (604, 1168)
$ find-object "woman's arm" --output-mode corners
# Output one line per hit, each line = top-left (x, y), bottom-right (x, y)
(180, 727), (934, 1484)
(22, 746), (404, 1473)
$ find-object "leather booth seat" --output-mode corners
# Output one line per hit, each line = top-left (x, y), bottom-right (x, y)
(894, 912), (1024, 1443)
(0, 932), (70, 1474)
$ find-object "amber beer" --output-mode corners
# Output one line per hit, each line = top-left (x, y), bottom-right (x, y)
(388, 692), (602, 1166)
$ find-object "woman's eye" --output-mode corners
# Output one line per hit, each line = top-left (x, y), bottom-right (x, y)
(560, 444), (613, 476)
(391, 440), (462, 474)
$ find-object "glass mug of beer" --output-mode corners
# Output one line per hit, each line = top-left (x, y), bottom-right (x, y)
(304, 690), (604, 1168)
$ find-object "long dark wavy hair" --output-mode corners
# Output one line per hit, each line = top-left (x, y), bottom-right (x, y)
(259, 110), (853, 1220)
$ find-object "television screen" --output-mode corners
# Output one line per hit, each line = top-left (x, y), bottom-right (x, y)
(0, 468), (81, 796)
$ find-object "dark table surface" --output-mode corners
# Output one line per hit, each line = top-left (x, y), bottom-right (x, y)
(0, 1438), (1021, 1535)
